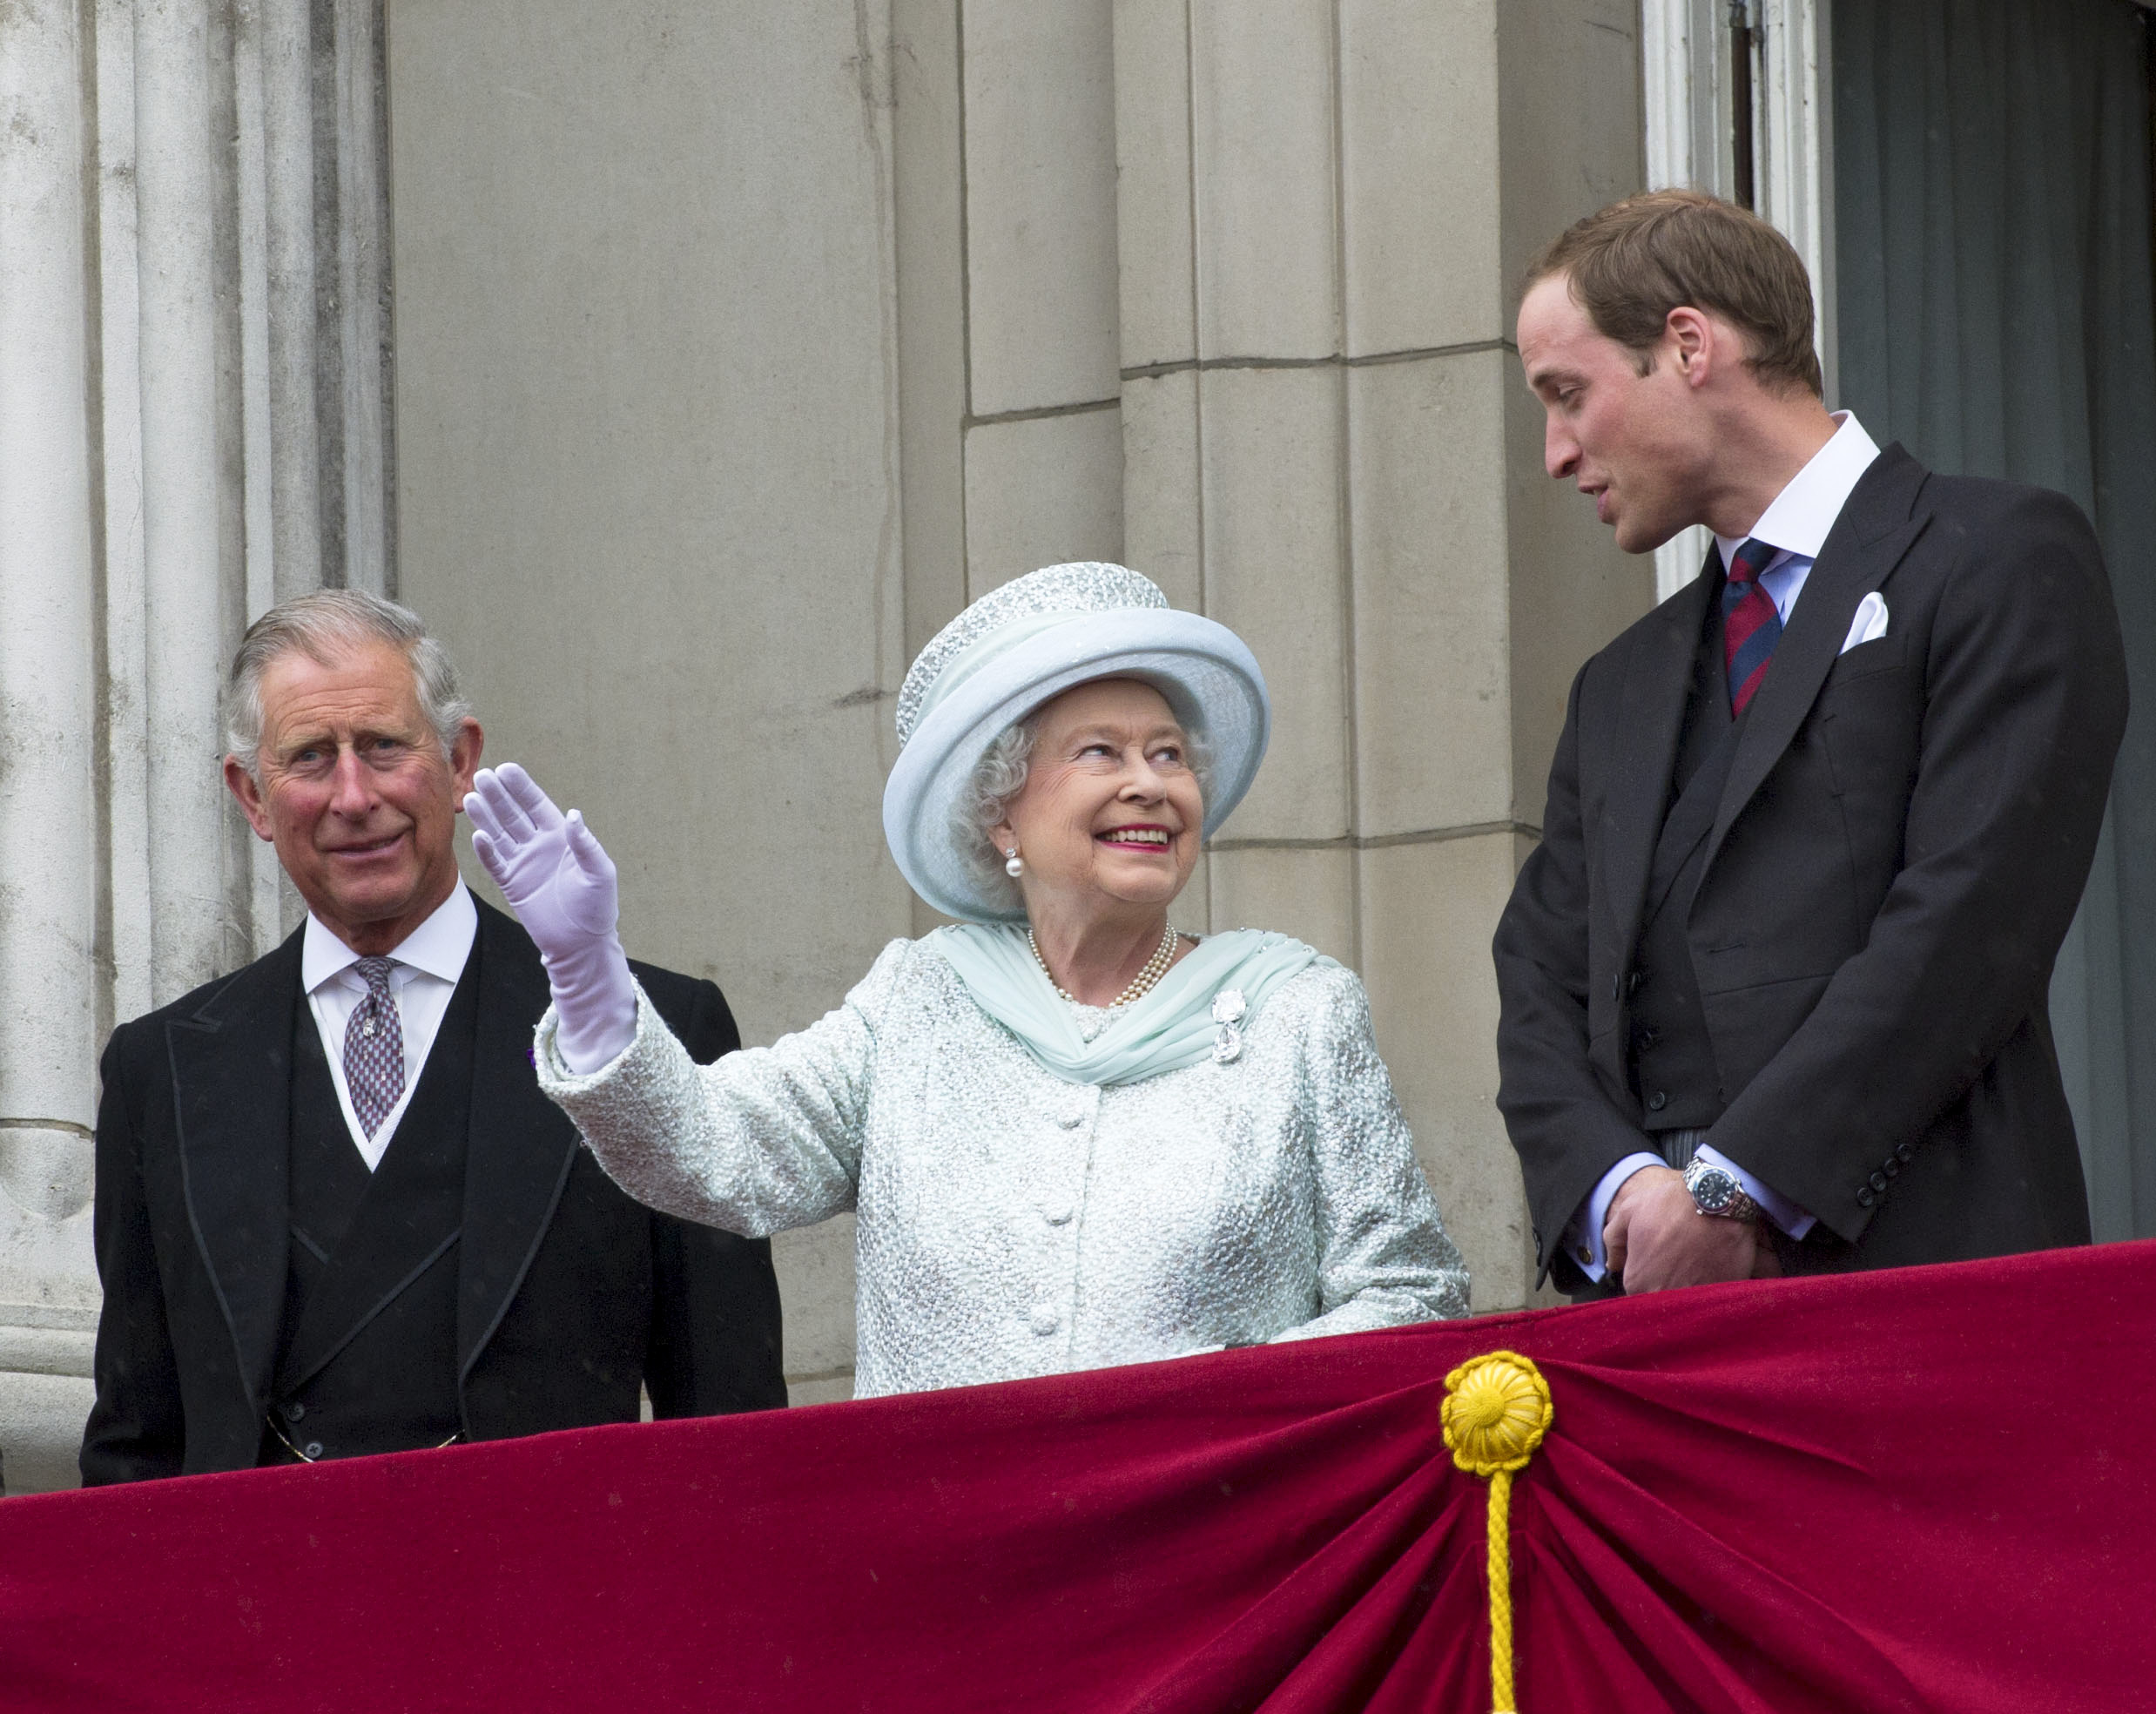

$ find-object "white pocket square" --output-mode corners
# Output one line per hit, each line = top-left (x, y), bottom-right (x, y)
(1840, 592), (1889, 655)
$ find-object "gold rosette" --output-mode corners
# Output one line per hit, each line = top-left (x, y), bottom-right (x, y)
(1442, 1351), (1553, 1476)
(1442, 1352), (1553, 1714)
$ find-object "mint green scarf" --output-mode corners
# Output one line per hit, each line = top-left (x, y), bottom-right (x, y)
(932, 922), (1325, 1086)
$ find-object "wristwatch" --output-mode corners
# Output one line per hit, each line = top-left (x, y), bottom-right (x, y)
(1683, 1154), (1763, 1223)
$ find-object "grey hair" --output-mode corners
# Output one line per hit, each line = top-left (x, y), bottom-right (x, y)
(224, 588), (474, 779)
(954, 705), (1213, 914)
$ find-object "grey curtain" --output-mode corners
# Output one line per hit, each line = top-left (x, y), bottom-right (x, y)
(1835, 0), (2156, 1238)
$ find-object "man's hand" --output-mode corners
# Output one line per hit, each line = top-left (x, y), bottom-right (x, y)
(1603, 1166), (1780, 1293)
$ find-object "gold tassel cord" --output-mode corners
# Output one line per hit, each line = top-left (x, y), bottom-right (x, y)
(1485, 1464), (1517, 1708)
(1441, 1352), (1553, 1714)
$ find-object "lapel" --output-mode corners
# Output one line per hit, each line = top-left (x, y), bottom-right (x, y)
(1600, 567), (1720, 973)
(167, 928), (305, 1414)
(455, 901), (583, 1382)
(1699, 445), (1933, 887)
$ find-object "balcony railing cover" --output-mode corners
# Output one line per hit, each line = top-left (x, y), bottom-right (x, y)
(3, 1240), (2151, 1711)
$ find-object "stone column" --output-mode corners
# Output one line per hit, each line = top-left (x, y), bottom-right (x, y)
(0, 0), (104, 1494)
(1114, 0), (1651, 1309)
(0, 0), (394, 1492)
(132, 0), (253, 996)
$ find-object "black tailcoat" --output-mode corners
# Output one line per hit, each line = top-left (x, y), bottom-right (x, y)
(81, 899), (785, 1483)
(1494, 449), (2129, 1292)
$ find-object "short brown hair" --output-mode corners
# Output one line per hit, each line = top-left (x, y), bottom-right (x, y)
(1524, 189), (1822, 397)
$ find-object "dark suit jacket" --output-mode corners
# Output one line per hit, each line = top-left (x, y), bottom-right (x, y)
(80, 898), (786, 1483)
(1495, 447), (2129, 1292)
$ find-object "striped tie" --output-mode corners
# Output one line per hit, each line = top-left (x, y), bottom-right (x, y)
(1721, 536), (1782, 717)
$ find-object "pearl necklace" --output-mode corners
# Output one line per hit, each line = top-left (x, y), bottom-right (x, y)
(1030, 922), (1180, 1009)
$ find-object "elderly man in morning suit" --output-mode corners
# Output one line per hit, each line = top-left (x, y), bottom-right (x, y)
(82, 590), (785, 1481)
(1495, 190), (2127, 1298)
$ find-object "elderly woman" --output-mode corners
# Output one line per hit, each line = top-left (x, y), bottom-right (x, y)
(468, 563), (1467, 1396)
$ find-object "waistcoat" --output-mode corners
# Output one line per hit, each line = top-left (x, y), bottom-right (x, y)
(262, 958), (479, 1462)
(1627, 597), (1742, 1134)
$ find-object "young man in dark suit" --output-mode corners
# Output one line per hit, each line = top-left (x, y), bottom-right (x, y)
(1496, 190), (2127, 1298)
(81, 590), (785, 1482)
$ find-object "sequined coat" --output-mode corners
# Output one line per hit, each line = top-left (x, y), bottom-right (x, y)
(538, 937), (1470, 1398)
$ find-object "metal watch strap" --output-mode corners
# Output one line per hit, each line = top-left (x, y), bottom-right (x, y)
(1684, 1156), (1762, 1223)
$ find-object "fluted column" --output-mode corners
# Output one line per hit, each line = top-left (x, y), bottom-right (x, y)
(0, 0), (393, 1493)
(0, 0), (102, 1359)
(133, 0), (246, 995)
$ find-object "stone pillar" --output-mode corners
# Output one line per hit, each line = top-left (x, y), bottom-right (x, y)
(0, 0), (104, 1495)
(132, 0), (253, 995)
(0, 0), (394, 1492)
(1113, 0), (1651, 1309)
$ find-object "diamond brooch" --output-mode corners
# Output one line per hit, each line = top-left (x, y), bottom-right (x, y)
(1211, 989), (1247, 1063)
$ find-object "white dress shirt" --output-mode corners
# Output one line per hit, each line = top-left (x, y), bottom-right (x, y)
(1568, 413), (1882, 1281)
(302, 881), (479, 1171)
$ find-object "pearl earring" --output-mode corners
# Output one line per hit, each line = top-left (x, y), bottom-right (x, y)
(1004, 848), (1023, 878)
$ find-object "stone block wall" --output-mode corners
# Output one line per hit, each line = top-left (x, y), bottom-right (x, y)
(0, 0), (1652, 1479)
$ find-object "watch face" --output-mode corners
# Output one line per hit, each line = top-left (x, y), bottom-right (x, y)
(1690, 1165), (1741, 1213)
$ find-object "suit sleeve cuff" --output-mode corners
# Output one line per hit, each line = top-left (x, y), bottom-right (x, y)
(1694, 1144), (1816, 1239)
(1561, 1152), (1666, 1281)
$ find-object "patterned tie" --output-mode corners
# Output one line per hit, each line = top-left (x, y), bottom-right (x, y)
(342, 956), (407, 1139)
(1721, 536), (1783, 718)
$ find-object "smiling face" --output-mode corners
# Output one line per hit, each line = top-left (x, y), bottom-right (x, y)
(224, 640), (482, 954)
(991, 678), (1203, 928)
(1517, 272), (1718, 554)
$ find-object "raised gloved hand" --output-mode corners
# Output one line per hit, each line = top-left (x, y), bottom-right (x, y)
(465, 763), (638, 1073)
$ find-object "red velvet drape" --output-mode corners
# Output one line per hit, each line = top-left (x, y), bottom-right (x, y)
(4, 1241), (2152, 1712)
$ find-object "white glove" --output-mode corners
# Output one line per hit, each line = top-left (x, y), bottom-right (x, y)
(465, 763), (638, 1073)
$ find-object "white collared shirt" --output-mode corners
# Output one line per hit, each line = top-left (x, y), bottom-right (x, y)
(1566, 413), (1882, 1282)
(1710, 409), (1883, 625)
(302, 882), (479, 1171)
